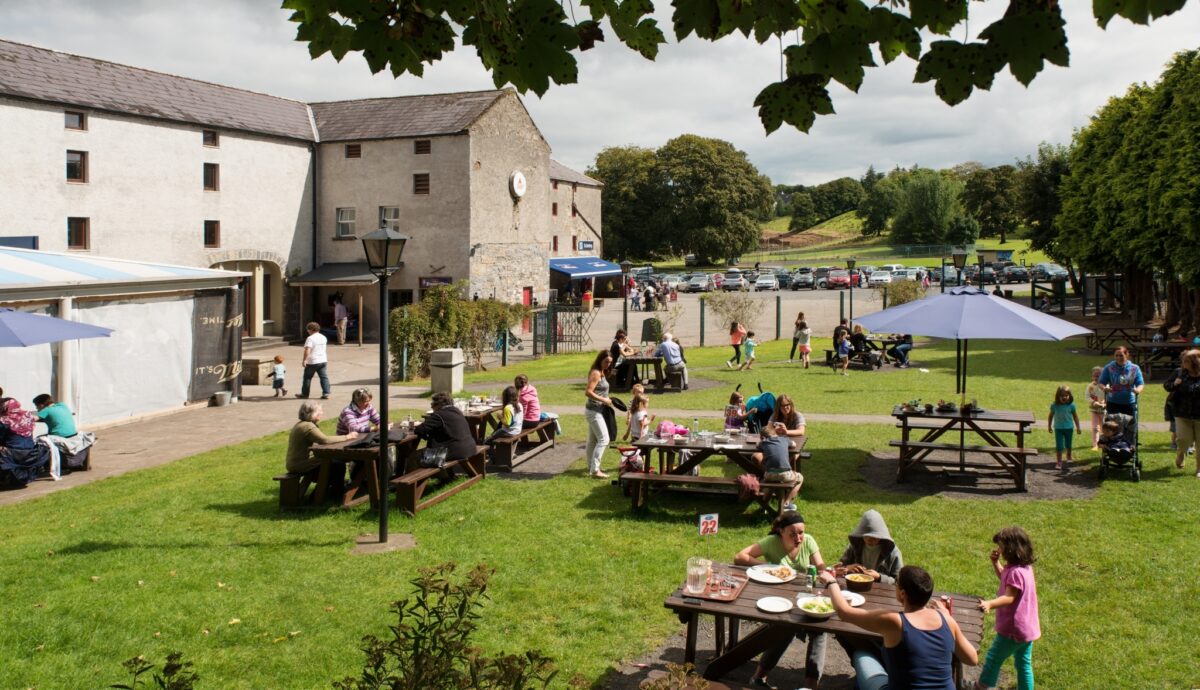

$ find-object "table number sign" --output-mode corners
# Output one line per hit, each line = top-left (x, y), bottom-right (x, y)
(698, 513), (719, 536)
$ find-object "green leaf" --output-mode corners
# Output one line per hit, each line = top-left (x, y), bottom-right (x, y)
(909, 0), (968, 34)
(914, 40), (1005, 105)
(603, 0), (665, 58)
(1094, 0), (1188, 28)
(672, 0), (722, 40)
(866, 6), (922, 64)
(784, 27), (876, 92)
(754, 75), (834, 134)
(576, 20), (605, 51)
(979, 2), (1070, 85)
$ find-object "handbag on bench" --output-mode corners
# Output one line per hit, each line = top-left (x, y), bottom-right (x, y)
(418, 446), (449, 469)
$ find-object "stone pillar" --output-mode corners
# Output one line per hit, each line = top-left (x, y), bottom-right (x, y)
(429, 348), (465, 396)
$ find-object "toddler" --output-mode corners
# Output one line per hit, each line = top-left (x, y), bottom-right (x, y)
(622, 393), (653, 441)
(1047, 385), (1081, 470)
(1085, 366), (1105, 450)
(271, 355), (287, 397)
(977, 526), (1040, 690)
(738, 331), (758, 371)
(724, 391), (748, 431)
(794, 320), (812, 369)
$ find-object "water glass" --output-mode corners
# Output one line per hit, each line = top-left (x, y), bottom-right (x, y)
(685, 557), (711, 594)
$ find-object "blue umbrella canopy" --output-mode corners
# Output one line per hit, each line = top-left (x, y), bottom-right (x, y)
(0, 307), (114, 347)
(854, 286), (1090, 394)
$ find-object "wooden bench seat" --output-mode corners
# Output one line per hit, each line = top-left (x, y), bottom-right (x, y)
(390, 445), (487, 515)
(895, 419), (1038, 433)
(489, 420), (556, 471)
(824, 348), (881, 370)
(273, 471), (317, 509)
(888, 440), (1039, 456)
(889, 440), (1037, 490)
(621, 472), (799, 516)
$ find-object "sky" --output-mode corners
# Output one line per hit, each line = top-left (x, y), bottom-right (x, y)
(1, 0), (1197, 185)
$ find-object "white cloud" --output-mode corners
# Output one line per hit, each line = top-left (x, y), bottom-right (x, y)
(2, 0), (1196, 184)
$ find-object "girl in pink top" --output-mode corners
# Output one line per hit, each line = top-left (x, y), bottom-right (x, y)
(514, 374), (541, 429)
(977, 526), (1040, 690)
(726, 322), (747, 369)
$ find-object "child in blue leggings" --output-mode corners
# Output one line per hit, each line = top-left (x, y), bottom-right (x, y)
(977, 526), (1041, 690)
(1047, 385), (1080, 471)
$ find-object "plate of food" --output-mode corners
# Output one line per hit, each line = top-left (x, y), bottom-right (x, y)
(797, 591), (865, 608)
(756, 596), (793, 613)
(794, 595), (836, 619)
(747, 564), (797, 584)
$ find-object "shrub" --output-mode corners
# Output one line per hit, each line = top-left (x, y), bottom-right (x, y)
(639, 663), (710, 690)
(877, 278), (926, 307)
(703, 290), (764, 335)
(388, 284), (527, 378)
(111, 652), (198, 690)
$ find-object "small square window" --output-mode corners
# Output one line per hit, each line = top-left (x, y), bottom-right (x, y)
(67, 217), (90, 250)
(66, 150), (88, 182)
(379, 206), (401, 231)
(203, 130), (219, 147)
(204, 220), (221, 248)
(413, 173), (430, 195)
(204, 163), (219, 191)
(552, 181), (558, 190)
(345, 143), (362, 159)
(65, 111), (87, 130)
(336, 208), (356, 238)
(552, 202), (558, 216)
(414, 139), (431, 155)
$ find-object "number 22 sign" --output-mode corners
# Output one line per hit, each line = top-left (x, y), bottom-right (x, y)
(698, 513), (719, 536)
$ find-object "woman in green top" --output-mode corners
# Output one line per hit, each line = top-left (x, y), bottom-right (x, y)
(735, 512), (827, 689)
(285, 401), (358, 474)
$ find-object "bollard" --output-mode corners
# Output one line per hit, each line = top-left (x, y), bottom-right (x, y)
(699, 297), (706, 347)
(501, 329), (508, 367)
(400, 344), (409, 381)
(775, 295), (781, 341)
(622, 293), (628, 333)
(883, 288), (889, 310)
(839, 291), (845, 321)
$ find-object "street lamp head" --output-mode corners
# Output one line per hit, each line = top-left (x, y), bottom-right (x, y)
(620, 260), (634, 274)
(846, 257), (857, 270)
(951, 246), (968, 270)
(361, 227), (409, 277)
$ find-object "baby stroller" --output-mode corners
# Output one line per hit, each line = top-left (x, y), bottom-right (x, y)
(742, 383), (776, 434)
(1098, 406), (1141, 482)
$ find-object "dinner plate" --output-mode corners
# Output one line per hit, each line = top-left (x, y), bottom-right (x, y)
(747, 564), (797, 584)
(756, 596), (793, 613)
(796, 591), (865, 607)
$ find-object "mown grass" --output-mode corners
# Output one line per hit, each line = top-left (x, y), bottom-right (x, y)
(1, 339), (1192, 689)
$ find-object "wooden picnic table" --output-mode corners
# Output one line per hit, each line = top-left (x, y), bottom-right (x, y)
(890, 406), (1037, 491)
(620, 355), (664, 390)
(664, 564), (983, 685)
(461, 402), (503, 443)
(311, 428), (420, 508)
(1128, 340), (1193, 379)
(1087, 325), (1151, 353)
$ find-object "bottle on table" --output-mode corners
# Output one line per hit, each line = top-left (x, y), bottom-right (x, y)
(808, 566), (818, 592)
(692, 418), (700, 440)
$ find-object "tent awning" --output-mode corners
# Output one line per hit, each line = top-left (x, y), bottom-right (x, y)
(289, 262), (381, 287)
(548, 256), (622, 279)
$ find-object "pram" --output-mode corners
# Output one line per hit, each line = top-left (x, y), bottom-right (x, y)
(1098, 406), (1141, 482)
(742, 383), (776, 434)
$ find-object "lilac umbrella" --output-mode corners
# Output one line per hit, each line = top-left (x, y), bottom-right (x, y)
(854, 286), (1090, 394)
(0, 307), (114, 347)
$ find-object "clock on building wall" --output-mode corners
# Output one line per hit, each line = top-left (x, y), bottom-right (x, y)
(509, 170), (527, 199)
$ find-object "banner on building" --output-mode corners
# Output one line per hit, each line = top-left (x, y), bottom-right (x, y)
(189, 288), (244, 401)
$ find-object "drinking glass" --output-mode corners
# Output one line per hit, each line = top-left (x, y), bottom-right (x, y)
(686, 557), (710, 594)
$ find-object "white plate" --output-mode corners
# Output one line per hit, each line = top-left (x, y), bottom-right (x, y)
(796, 591), (865, 607)
(747, 564), (797, 584)
(756, 596), (793, 613)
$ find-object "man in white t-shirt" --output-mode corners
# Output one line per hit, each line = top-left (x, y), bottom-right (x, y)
(297, 321), (331, 399)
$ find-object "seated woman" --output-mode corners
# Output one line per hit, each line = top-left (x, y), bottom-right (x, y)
(816, 566), (978, 690)
(284, 402), (359, 493)
(414, 392), (478, 476)
(515, 374), (542, 430)
(0, 398), (37, 451)
(609, 329), (637, 386)
(850, 325), (879, 353)
(751, 394), (806, 464)
(486, 386), (523, 445)
(1, 397), (50, 489)
(736, 511), (827, 689)
(335, 387), (387, 436)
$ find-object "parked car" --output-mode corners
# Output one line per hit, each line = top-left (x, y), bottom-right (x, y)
(813, 267), (834, 289)
(1032, 263), (1069, 281)
(773, 270), (793, 289)
(723, 270), (748, 291)
(859, 265), (878, 277)
(868, 270), (893, 287)
(932, 266), (961, 284)
(979, 267), (998, 284)
(684, 253), (699, 267)
(962, 265), (980, 283)
(1002, 266), (1030, 284)
(891, 269), (912, 282)
(754, 274), (779, 291)
(686, 275), (714, 292)
(791, 269), (814, 290)
(879, 263), (905, 273)
(711, 273), (725, 289)
(826, 270), (851, 289)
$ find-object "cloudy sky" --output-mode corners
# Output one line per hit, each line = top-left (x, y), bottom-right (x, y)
(2, 1), (1197, 184)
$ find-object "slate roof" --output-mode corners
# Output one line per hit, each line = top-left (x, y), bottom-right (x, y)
(308, 90), (507, 142)
(0, 39), (315, 141)
(549, 159), (602, 187)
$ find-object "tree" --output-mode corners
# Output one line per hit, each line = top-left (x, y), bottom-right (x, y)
(860, 166), (884, 195)
(961, 165), (1021, 243)
(808, 177), (866, 222)
(284, 1), (1192, 135)
(774, 183), (805, 217)
(1016, 142), (1070, 260)
(788, 191), (819, 231)
(655, 135), (773, 263)
(588, 146), (665, 259)
(856, 172), (905, 237)
(890, 168), (969, 245)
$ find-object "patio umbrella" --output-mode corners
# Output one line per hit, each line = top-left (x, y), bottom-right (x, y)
(0, 307), (114, 347)
(854, 286), (1090, 395)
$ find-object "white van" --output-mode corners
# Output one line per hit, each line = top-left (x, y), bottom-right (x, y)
(879, 263), (905, 273)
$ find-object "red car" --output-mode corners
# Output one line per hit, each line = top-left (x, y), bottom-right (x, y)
(826, 270), (851, 289)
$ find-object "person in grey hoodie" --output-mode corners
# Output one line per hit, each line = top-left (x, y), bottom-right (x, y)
(835, 509), (904, 585)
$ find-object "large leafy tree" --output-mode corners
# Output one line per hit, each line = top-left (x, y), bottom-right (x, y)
(587, 146), (664, 259)
(788, 191), (819, 232)
(856, 170), (906, 237)
(961, 164), (1021, 243)
(890, 168), (973, 245)
(283, 1), (1192, 135)
(808, 177), (866, 222)
(1016, 142), (1070, 260)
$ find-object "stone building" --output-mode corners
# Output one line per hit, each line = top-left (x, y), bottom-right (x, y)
(0, 39), (602, 340)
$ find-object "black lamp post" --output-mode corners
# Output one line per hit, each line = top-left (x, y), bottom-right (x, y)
(620, 260), (633, 332)
(361, 223), (408, 544)
(846, 257), (857, 326)
(951, 247), (968, 288)
(939, 256), (947, 294)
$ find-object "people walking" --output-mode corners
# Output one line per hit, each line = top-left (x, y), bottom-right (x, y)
(296, 322), (331, 399)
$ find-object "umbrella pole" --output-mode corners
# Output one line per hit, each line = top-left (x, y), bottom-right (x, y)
(955, 340), (962, 394)
(960, 339), (968, 473)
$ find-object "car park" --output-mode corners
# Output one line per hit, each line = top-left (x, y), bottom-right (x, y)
(773, 270), (793, 289)
(686, 275), (714, 292)
(868, 270), (893, 287)
(1002, 266), (1029, 283)
(979, 267), (998, 284)
(722, 270), (748, 291)
(791, 269), (814, 290)
(754, 274), (779, 291)
(1032, 263), (1069, 281)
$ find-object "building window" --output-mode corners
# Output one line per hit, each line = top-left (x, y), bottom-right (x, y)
(379, 206), (400, 231)
(66, 150), (88, 183)
(553, 181), (559, 190)
(65, 111), (87, 130)
(571, 203), (578, 218)
(552, 202), (558, 216)
(203, 130), (219, 147)
(345, 143), (361, 159)
(552, 236), (559, 254)
(389, 289), (414, 306)
(572, 235), (577, 252)
(414, 139), (431, 154)
(413, 173), (430, 195)
(336, 208), (356, 238)
(204, 220), (220, 248)
(203, 163), (219, 191)
(67, 217), (89, 250)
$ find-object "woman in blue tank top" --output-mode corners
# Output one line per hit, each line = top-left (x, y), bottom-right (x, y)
(816, 565), (978, 690)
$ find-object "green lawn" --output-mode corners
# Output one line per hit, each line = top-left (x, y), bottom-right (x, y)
(2, 341), (1194, 689)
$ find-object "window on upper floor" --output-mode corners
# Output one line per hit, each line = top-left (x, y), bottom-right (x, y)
(203, 130), (219, 147)
(414, 139), (431, 154)
(552, 180), (558, 190)
(67, 217), (90, 250)
(65, 111), (87, 130)
(571, 203), (578, 218)
(413, 173), (430, 195)
(203, 163), (220, 191)
(345, 143), (362, 159)
(552, 236), (559, 254)
(379, 206), (401, 231)
(66, 150), (88, 183)
(204, 220), (221, 248)
(572, 235), (577, 252)
(336, 208), (356, 238)
(552, 202), (558, 216)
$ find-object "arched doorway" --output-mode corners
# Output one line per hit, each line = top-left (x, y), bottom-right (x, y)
(210, 260), (284, 337)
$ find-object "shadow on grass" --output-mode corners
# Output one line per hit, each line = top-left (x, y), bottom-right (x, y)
(55, 535), (346, 555)
(205, 492), (362, 521)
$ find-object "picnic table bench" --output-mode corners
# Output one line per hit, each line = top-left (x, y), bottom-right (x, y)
(390, 444), (487, 516)
(489, 419), (556, 470)
(891, 405), (1037, 490)
(1129, 340), (1192, 379)
(621, 472), (800, 516)
(289, 429), (421, 510)
(1087, 325), (1151, 353)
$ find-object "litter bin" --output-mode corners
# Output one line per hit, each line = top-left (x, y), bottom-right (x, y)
(430, 348), (465, 396)
(210, 391), (232, 407)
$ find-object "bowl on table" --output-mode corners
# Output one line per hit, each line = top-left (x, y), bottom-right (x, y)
(844, 573), (874, 592)
(795, 594), (835, 620)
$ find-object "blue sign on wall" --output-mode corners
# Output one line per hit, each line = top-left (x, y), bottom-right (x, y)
(578, 240), (594, 251)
